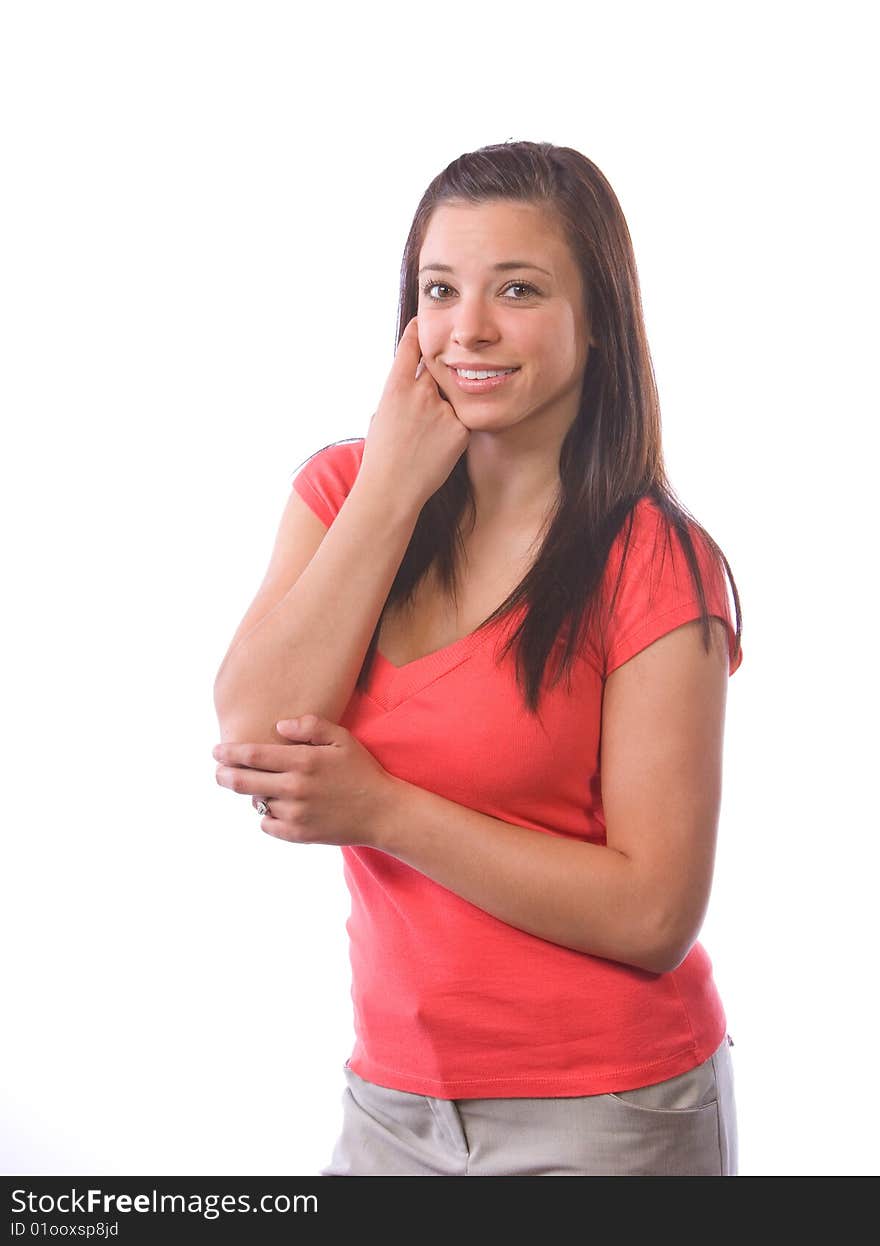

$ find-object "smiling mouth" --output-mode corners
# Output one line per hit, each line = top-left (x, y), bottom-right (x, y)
(451, 366), (519, 379)
(448, 367), (520, 395)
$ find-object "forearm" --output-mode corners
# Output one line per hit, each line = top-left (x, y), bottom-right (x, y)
(214, 479), (419, 742)
(375, 777), (671, 974)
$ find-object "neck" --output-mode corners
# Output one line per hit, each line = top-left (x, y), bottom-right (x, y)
(463, 431), (563, 532)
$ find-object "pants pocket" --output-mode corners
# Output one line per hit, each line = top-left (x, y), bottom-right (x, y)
(604, 1042), (722, 1113)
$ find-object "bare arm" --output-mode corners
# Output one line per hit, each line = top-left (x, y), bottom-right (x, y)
(213, 317), (470, 744)
(371, 618), (731, 973)
(213, 479), (420, 743)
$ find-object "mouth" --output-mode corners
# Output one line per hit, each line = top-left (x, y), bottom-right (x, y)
(447, 365), (520, 394)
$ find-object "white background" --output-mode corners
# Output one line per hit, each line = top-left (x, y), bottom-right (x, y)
(2, 0), (877, 1178)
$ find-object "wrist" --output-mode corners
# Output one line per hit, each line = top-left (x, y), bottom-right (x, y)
(368, 771), (413, 856)
(349, 472), (424, 531)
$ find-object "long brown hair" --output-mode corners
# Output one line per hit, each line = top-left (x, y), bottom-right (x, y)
(340, 140), (742, 713)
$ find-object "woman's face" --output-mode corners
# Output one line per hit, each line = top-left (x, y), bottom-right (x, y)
(417, 199), (594, 439)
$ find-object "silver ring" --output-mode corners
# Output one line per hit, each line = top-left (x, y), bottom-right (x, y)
(255, 799), (269, 817)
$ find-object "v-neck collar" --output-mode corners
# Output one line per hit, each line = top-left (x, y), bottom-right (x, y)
(365, 611), (520, 711)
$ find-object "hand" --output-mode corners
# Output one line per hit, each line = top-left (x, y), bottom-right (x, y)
(212, 715), (397, 848)
(358, 315), (471, 512)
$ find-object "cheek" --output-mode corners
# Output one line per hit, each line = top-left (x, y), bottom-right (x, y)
(417, 324), (442, 361)
(554, 309), (586, 369)
(427, 363), (450, 397)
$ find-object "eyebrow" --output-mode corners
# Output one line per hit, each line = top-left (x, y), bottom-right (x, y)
(418, 261), (553, 276)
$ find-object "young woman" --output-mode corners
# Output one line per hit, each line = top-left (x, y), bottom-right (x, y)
(212, 140), (744, 1177)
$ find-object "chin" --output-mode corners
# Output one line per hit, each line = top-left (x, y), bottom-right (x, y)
(455, 409), (521, 432)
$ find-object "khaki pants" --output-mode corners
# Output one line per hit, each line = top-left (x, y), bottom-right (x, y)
(321, 1035), (737, 1176)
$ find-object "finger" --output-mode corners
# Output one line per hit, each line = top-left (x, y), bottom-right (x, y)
(391, 316), (422, 375)
(252, 798), (306, 842)
(215, 764), (288, 799)
(212, 742), (311, 772)
(258, 807), (294, 840)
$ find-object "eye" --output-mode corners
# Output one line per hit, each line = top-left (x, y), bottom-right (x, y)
(419, 279), (540, 301)
(421, 281), (452, 300)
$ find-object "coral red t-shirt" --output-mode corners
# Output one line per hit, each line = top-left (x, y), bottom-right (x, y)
(292, 438), (743, 1099)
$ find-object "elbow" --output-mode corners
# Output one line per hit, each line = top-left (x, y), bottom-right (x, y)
(645, 941), (692, 976)
(642, 920), (699, 975)
(216, 720), (288, 746)
(633, 944), (680, 976)
(212, 668), (240, 732)
(212, 681), (240, 740)
(214, 711), (287, 747)
(213, 687), (283, 747)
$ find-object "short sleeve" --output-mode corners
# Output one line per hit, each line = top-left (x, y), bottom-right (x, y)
(290, 439), (365, 527)
(596, 498), (743, 679)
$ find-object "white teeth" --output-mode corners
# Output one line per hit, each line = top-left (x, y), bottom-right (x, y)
(455, 368), (516, 380)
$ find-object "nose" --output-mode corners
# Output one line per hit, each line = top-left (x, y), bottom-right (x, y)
(450, 295), (501, 350)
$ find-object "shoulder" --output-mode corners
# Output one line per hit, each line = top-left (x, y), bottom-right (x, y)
(618, 494), (694, 549)
(292, 437), (365, 484)
(609, 496), (723, 590)
(290, 438), (366, 527)
(598, 494), (742, 679)
(600, 496), (675, 597)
